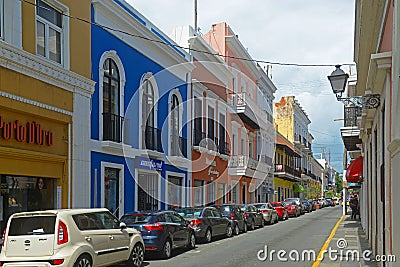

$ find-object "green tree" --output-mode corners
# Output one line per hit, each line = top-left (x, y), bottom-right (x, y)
(335, 173), (343, 192)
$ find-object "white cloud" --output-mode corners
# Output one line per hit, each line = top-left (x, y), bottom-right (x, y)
(127, 0), (355, 171)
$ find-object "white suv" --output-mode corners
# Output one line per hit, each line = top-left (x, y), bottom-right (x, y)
(0, 208), (144, 267)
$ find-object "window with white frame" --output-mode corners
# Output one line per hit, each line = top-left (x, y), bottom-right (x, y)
(36, 0), (66, 64)
(193, 180), (204, 207)
(142, 76), (159, 151)
(170, 93), (181, 156)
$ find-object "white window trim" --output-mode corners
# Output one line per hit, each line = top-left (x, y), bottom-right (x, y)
(165, 171), (185, 208)
(134, 168), (161, 211)
(100, 161), (124, 219)
(168, 89), (183, 156)
(35, 0), (70, 68)
(98, 50), (126, 142)
(139, 72), (159, 150)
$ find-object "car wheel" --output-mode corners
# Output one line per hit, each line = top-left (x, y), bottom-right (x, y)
(226, 225), (233, 237)
(234, 224), (240, 235)
(275, 215), (279, 224)
(260, 218), (265, 227)
(250, 220), (255, 231)
(74, 254), (92, 267)
(187, 232), (196, 249)
(243, 222), (248, 233)
(161, 239), (172, 259)
(126, 243), (144, 267)
(205, 228), (212, 243)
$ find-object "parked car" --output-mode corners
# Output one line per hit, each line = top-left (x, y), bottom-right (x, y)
(120, 210), (195, 259)
(282, 201), (301, 217)
(308, 199), (317, 211)
(254, 203), (279, 223)
(239, 204), (264, 230)
(301, 200), (312, 213)
(175, 207), (232, 243)
(212, 204), (247, 235)
(0, 208), (144, 267)
(285, 198), (304, 214)
(268, 202), (288, 220)
(325, 197), (335, 207)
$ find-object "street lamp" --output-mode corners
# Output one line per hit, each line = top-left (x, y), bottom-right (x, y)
(327, 65), (380, 109)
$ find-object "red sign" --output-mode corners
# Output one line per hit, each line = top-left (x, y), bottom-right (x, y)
(0, 115), (54, 146)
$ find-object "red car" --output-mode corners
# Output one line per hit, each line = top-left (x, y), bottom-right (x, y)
(269, 202), (289, 220)
(282, 201), (301, 217)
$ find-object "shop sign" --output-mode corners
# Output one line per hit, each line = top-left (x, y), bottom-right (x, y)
(137, 157), (163, 171)
(0, 115), (54, 146)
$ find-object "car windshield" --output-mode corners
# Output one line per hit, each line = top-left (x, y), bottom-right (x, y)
(254, 204), (266, 209)
(269, 203), (279, 207)
(175, 208), (202, 218)
(215, 206), (232, 216)
(120, 213), (153, 224)
(8, 215), (56, 236)
(283, 201), (294, 205)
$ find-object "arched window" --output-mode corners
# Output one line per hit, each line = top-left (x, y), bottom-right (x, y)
(103, 58), (122, 142)
(171, 94), (180, 155)
(142, 78), (156, 150)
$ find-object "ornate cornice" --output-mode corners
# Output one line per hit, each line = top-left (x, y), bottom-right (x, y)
(0, 40), (95, 96)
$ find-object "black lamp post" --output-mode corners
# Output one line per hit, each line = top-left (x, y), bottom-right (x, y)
(327, 65), (380, 109)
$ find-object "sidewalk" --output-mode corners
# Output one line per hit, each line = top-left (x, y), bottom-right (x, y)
(319, 215), (377, 267)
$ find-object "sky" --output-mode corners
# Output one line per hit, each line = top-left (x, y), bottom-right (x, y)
(127, 0), (356, 172)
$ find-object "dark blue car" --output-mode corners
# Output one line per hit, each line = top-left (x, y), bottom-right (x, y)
(120, 211), (196, 259)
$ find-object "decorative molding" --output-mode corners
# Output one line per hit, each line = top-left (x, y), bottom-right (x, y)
(0, 90), (73, 116)
(0, 40), (95, 96)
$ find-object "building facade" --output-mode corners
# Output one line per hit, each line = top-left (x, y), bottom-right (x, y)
(346, 0), (399, 263)
(203, 22), (276, 204)
(90, 0), (193, 217)
(0, 0), (94, 231)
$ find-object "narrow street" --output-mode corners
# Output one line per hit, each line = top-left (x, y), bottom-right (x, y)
(128, 206), (342, 267)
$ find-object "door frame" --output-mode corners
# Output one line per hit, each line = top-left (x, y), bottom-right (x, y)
(100, 162), (124, 218)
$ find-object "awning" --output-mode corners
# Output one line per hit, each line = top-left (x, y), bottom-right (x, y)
(346, 156), (363, 183)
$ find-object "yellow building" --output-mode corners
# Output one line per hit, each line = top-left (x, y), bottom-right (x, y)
(274, 132), (301, 201)
(0, 0), (94, 230)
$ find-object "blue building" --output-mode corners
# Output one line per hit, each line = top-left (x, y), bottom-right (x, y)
(90, 0), (194, 218)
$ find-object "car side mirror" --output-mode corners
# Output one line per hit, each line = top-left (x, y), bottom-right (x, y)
(120, 222), (127, 230)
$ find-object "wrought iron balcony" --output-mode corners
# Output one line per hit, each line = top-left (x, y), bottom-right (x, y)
(344, 105), (362, 127)
(171, 135), (187, 158)
(218, 141), (231, 155)
(274, 164), (302, 178)
(145, 125), (163, 152)
(103, 112), (124, 143)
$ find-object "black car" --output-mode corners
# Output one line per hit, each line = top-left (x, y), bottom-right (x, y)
(212, 204), (247, 235)
(239, 204), (264, 230)
(120, 210), (196, 259)
(175, 207), (233, 242)
(301, 200), (312, 213)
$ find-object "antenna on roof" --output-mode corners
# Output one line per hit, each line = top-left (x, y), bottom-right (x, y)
(194, 0), (198, 32)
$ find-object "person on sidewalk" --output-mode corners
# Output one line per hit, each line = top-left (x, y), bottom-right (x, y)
(350, 194), (359, 220)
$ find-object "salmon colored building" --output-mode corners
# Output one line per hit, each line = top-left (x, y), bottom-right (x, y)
(203, 22), (276, 203)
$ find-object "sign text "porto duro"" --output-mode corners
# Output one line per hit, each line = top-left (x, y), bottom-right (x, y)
(0, 115), (54, 146)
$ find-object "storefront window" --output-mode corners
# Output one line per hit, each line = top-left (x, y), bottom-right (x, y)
(137, 173), (159, 211)
(104, 167), (119, 215)
(193, 180), (204, 207)
(167, 176), (182, 209)
(0, 175), (55, 227)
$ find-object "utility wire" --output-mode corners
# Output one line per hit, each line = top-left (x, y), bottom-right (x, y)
(22, 0), (354, 68)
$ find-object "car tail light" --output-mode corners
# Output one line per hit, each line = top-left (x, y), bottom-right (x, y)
(1, 228), (6, 247)
(52, 259), (65, 265)
(144, 223), (164, 231)
(190, 219), (202, 227)
(57, 220), (69, 245)
(230, 213), (235, 220)
(243, 213), (249, 217)
(0, 261), (3, 266)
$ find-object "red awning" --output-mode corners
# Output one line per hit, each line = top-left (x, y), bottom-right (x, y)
(346, 156), (363, 183)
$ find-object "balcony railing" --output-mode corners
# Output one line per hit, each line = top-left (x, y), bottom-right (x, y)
(193, 130), (206, 147)
(258, 155), (273, 166)
(275, 164), (302, 177)
(218, 141), (230, 155)
(145, 125), (162, 152)
(229, 155), (258, 169)
(171, 135), (187, 158)
(103, 112), (124, 143)
(344, 106), (362, 127)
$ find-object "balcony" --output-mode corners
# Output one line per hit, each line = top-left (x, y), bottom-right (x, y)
(218, 141), (231, 156)
(294, 134), (306, 149)
(145, 125), (163, 152)
(103, 112), (124, 143)
(228, 93), (260, 129)
(274, 164), (302, 181)
(258, 155), (273, 166)
(340, 106), (362, 152)
(171, 135), (187, 158)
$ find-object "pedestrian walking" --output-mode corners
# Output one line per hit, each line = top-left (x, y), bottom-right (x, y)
(350, 194), (359, 220)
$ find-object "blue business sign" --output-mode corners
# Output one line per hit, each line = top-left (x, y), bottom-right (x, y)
(136, 157), (164, 171)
